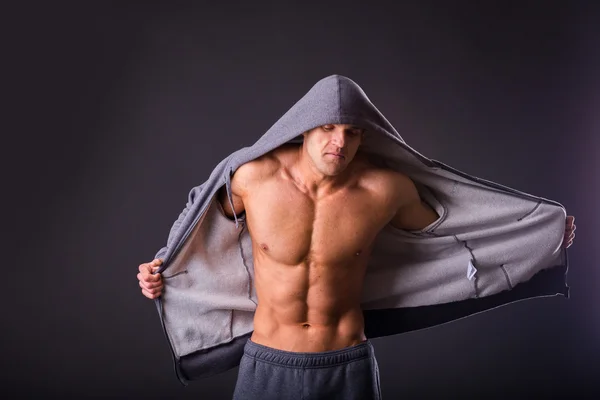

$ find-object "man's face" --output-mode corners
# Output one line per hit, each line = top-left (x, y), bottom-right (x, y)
(303, 124), (365, 176)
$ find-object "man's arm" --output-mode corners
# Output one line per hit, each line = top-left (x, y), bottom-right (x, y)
(218, 165), (248, 220)
(217, 157), (271, 220)
(390, 174), (439, 231)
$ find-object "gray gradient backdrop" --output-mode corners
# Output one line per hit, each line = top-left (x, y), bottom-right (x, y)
(6, 1), (600, 398)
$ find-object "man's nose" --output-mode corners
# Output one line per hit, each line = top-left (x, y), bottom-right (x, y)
(331, 130), (346, 147)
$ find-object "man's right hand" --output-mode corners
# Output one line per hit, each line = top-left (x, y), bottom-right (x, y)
(138, 258), (164, 299)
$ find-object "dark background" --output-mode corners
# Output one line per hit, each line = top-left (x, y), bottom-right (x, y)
(5, 1), (599, 398)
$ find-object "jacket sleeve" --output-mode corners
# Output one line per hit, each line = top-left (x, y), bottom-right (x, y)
(153, 183), (206, 261)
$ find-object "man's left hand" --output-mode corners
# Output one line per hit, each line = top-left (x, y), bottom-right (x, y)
(563, 215), (576, 248)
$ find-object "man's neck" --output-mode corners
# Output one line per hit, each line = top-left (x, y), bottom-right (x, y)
(293, 145), (351, 197)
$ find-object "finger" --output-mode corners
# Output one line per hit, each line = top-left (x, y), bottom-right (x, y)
(139, 259), (163, 273)
(138, 273), (163, 287)
(147, 279), (164, 290)
(137, 272), (161, 285)
(140, 280), (163, 294)
(139, 278), (163, 290)
(563, 234), (574, 244)
(151, 259), (161, 266)
(564, 229), (573, 237)
(151, 258), (163, 266)
(148, 272), (162, 282)
(141, 287), (161, 299)
(139, 263), (153, 273)
(139, 266), (162, 282)
(138, 280), (163, 290)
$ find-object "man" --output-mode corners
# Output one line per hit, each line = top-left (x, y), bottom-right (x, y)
(137, 75), (576, 399)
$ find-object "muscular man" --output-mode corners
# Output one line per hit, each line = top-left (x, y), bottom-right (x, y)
(138, 123), (576, 399)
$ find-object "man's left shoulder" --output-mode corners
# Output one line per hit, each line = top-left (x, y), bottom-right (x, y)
(360, 160), (415, 187)
(357, 159), (417, 197)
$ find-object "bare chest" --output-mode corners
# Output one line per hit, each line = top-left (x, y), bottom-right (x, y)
(243, 180), (392, 266)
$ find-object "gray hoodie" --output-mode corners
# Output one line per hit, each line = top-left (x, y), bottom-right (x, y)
(151, 75), (569, 385)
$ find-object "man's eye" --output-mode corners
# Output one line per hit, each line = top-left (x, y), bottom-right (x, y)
(323, 125), (334, 131)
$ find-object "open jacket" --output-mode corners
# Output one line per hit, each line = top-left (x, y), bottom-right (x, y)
(151, 75), (570, 385)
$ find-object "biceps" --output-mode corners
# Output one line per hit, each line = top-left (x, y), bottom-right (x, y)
(218, 186), (245, 219)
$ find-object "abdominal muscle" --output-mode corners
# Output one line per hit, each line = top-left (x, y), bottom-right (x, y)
(250, 254), (370, 353)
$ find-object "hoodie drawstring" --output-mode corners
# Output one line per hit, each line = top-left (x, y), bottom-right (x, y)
(225, 169), (239, 228)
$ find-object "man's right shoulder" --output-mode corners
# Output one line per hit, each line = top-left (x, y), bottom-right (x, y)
(232, 149), (281, 184)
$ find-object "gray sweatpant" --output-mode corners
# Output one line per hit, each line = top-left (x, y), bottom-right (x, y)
(232, 339), (382, 400)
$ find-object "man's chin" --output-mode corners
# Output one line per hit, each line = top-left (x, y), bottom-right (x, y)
(317, 159), (349, 176)
(324, 166), (347, 176)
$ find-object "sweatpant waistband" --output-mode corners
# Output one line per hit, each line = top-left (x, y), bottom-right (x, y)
(243, 339), (374, 368)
